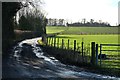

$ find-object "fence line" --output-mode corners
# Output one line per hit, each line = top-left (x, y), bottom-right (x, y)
(46, 37), (92, 65)
(47, 37), (86, 53)
(46, 37), (120, 69)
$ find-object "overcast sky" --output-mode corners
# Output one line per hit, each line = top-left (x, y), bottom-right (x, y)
(43, 0), (119, 26)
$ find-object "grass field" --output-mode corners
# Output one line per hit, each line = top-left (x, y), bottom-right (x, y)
(46, 26), (119, 49)
(46, 26), (120, 69)
(46, 26), (119, 34)
(46, 26), (67, 34)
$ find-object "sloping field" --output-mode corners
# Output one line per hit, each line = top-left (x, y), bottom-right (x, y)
(46, 26), (119, 34)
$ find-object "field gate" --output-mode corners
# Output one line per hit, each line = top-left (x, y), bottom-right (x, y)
(97, 44), (120, 67)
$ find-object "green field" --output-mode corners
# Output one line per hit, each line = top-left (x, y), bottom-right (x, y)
(46, 26), (120, 69)
(46, 26), (67, 34)
(46, 26), (119, 48)
(56, 35), (118, 44)
(46, 26), (119, 47)
(46, 26), (119, 34)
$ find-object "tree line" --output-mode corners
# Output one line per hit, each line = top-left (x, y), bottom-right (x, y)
(47, 18), (111, 27)
(67, 20), (111, 27)
(47, 18), (65, 26)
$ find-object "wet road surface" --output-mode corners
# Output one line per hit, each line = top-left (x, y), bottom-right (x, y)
(2, 37), (120, 80)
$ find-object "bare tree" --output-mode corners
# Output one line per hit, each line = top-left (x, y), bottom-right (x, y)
(90, 19), (94, 24)
(2, 0), (45, 54)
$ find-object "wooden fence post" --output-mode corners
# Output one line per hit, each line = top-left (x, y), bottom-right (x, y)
(54, 37), (56, 47)
(96, 44), (98, 65)
(81, 42), (84, 61)
(82, 42), (84, 56)
(68, 39), (70, 49)
(51, 37), (53, 46)
(91, 42), (96, 65)
(61, 39), (64, 49)
(100, 44), (102, 66)
(74, 40), (76, 52)
(57, 38), (59, 48)
(46, 37), (48, 45)
(49, 37), (51, 46)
